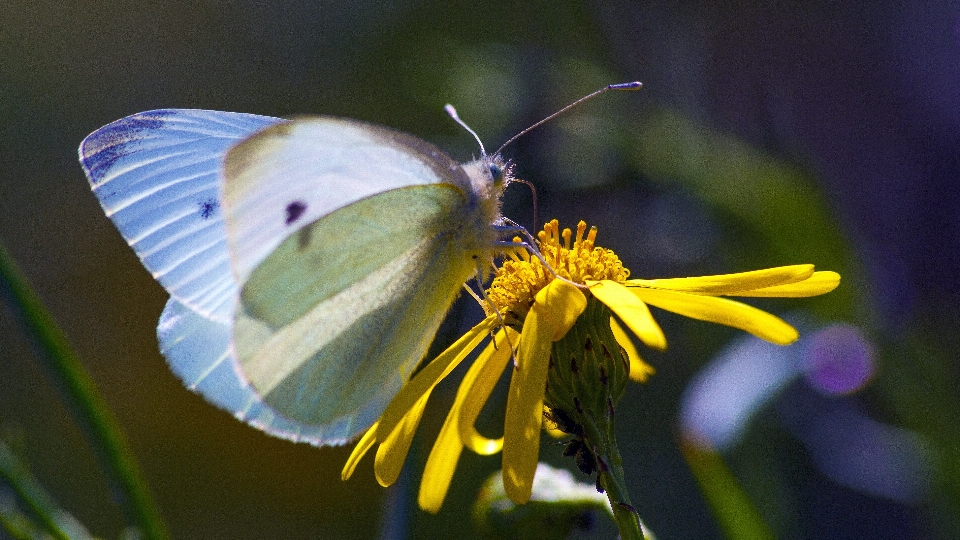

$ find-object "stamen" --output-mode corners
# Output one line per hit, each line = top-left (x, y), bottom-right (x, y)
(486, 220), (630, 320)
(587, 225), (598, 245)
(574, 221), (587, 250)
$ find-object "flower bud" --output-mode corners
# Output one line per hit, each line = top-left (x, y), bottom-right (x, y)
(544, 296), (630, 437)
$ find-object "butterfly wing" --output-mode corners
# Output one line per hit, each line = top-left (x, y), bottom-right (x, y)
(157, 298), (342, 444)
(79, 109), (285, 322)
(81, 109), (338, 443)
(222, 118), (496, 441)
(221, 117), (479, 284)
(82, 111), (501, 445)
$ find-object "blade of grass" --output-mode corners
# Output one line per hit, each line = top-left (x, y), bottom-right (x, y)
(681, 439), (774, 540)
(0, 500), (45, 540)
(0, 439), (95, 540)
(0, 241), (169, 540)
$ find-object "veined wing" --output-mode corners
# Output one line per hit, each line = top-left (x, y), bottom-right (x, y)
(79, 109), (285, 322)
(233, 184), (484, 441)
(156, 298), (349, 445)
(221, 116), (476, 285)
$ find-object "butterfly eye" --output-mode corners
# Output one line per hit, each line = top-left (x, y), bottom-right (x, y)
(488, 163), (504, 183)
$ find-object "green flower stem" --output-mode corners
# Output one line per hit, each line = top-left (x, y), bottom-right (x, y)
(544, 297), (647, 539)
(0, 242), (169, 540)
(581, 414), (644, 540)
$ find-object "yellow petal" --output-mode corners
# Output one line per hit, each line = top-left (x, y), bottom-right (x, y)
(341, 422), (378, 481)
(610, 317), (656, 383)
(416, 329), (518, 512)
(632, 287), (799, 345)
(418, 396), (466, 513)
(375, 393), (430, 487)
(623, 264), (814, 295)
(458, 328), (518, 455)
(537, 279), (587, 340)
(590, 280), (667, 350)
(732, 271), (840, 297)
(502, 280), (568, 504)
(376, 315), (497, 443)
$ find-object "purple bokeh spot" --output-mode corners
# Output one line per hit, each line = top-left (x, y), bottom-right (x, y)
(802, 324), (874, 395)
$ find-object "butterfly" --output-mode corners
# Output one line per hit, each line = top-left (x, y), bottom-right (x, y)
(79, 109), (511, 445)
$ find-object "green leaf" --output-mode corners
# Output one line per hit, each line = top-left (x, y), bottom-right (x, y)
(473, 463), (654, 540)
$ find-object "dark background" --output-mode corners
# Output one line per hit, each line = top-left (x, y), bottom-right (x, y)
(1, 1), (958, 538)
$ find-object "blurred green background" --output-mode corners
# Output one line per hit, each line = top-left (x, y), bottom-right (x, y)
(2, 1), (958, 538)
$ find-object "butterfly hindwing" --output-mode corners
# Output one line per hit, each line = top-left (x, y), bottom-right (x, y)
(157, 298), (346, 444)
(232, 183), (481, 440)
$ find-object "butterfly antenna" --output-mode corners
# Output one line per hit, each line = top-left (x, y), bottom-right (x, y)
(445, 104), (487, 156)
(510, 178), (539, 232)
(494, 81), (642, 155)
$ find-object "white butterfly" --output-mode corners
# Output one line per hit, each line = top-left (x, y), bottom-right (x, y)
(80, 109), (510, 445)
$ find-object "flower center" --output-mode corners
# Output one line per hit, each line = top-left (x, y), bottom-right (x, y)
(485, 220), (630, 325)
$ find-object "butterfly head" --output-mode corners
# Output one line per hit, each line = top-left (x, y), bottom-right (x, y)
(462, 152), (512, 200)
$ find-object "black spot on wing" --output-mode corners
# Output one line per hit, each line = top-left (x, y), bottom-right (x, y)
(81, 110), (177, 185)
(199, 198), (219, 219)
(285, 201), (307, 225)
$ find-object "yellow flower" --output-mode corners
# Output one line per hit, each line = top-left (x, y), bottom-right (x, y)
(341, 219), (840, 512)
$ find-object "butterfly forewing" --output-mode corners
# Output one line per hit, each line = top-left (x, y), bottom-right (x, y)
(79, 109), (285, 322)
(221, 117), (475, 284)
